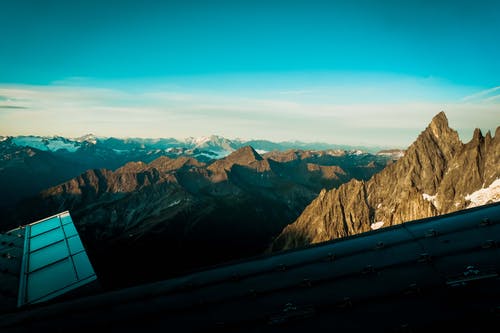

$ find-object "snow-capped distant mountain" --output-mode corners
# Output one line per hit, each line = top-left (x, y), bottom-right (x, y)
(185, 135), (212, 146)
(74, 133), (98, 144)
(11, 136), (81, 152)
(184, 135), (238, 152)
(376, 149), (405, 159)
(3, 133), (392, 158)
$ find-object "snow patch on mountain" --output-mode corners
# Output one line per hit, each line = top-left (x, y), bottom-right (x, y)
(12, 136), (79, 152)
(166, 199), (182, 208)
(377, 150), (405, 159)
(46, 139), (79, 152)
(184, 136), (210, 146)
(75, 134), (97, 144)
(12, 137), (48, 151)
(370, 221), (384, 230)
(422, 193), (437, 206)
(465, 179), (500, 208)
(112, 149), (128, 154)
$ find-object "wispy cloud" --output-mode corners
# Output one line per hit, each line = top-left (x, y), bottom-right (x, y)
(483, 94), (500, 103)
(0, 105), (28, 109)
(461, 86), (500, 102)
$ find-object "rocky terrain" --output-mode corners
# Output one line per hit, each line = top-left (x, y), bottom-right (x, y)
(1, 146), (389, 288)
(271, 112), (500, 251)
(0, 134), (388, 208)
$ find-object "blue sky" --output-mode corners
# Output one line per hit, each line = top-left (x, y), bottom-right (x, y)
(0, 0), (499, 147)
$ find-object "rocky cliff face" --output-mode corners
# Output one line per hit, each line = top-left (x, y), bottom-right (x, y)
(272, 112), (500, 251)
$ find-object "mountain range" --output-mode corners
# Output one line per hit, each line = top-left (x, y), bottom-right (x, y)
(2, 112), (497, 288)
(1, 143), (390, 287)
(271, 112), (500, 251)
(0, 134), (393, 208)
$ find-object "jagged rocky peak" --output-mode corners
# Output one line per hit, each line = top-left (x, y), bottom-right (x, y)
(227, 146), (263, 162)
(271, 111), (500, 252)
(414, 111), (461, 158)
(485, 130), (492, 144)
(470, 128), (484, 143)
(208, 146), (264, 172)
(391, 111), (462, 195)
(428, 111), (449, 136)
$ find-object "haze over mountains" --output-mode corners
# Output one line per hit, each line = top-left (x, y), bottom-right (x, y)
(272, 112), (500, 251)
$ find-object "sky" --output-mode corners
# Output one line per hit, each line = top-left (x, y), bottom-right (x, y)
(0, 0), (499, 148)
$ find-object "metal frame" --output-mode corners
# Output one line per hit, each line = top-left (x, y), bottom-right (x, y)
(16, 211), (97, 307)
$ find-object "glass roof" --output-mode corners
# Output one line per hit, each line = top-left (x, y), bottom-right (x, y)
(17, 211), (97, 307)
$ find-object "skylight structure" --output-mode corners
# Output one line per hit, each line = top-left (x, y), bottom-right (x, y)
(17, 212), (97, 307)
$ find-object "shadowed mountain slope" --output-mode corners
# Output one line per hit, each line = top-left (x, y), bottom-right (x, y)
(1, 146), (388, 288)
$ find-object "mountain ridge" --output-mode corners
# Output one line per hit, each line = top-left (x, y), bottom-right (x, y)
(2, 133), (396, 154)
(1, 145), (391, 287)
(1, 133), (393, 207)
(271, 112), (500, 251)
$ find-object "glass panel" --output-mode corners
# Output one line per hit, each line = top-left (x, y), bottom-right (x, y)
(73, 251), (95, 279)
(29, 241), (69, 272)
(60, 213), (72, 225)
(30, 227), (65, 251)
(63, 223), (78, 237)
(67, 236), (85, 255)
(26, 258), (77, 302)
(30, 217), (61, 237)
